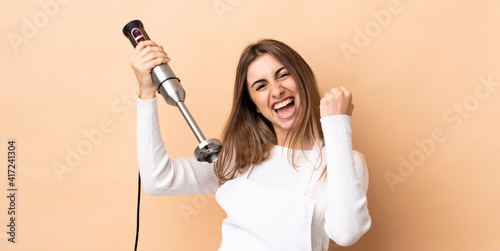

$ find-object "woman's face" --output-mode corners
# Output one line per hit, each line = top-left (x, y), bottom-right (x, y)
(246, 53), (300, 143)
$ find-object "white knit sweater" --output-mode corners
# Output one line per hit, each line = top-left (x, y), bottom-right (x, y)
(136, 95), (371, 250)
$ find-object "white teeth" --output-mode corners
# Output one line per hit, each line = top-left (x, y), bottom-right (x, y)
(273, 98), (293, 110)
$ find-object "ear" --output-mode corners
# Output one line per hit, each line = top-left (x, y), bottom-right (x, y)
(256, 107), (261, 113)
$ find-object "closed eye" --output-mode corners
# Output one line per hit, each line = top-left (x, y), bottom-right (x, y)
(275, 66), (289, 80)
(279, 73), (289, 79)
(256, 83), (267, 91)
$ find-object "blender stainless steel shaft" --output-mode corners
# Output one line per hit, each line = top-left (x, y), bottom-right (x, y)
(123, 20), (222, 163)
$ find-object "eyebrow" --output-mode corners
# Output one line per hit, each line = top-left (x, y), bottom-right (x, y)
(250, 66), (286, 88)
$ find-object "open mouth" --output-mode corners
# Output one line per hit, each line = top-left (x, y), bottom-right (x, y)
(273, 97), (296, 118)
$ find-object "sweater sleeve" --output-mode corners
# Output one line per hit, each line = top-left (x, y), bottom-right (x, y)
(136, 94), (220, 196)
(320, 115), (371, 246)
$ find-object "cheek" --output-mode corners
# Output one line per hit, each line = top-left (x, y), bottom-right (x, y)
(249, 93), (264, 110)
(254, 95), (268, 110)
(284, 78), (299, 91)
(287, 80), (301, 104)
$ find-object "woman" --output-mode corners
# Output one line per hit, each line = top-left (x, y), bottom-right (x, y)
(131, 39), (371, 251)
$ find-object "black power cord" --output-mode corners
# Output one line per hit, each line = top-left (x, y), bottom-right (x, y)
(135, 172), (141, 251)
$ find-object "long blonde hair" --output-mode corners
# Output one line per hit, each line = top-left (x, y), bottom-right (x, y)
(214, 39), (324, 184)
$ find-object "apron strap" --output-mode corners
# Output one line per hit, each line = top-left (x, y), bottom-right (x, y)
(297, 167), (314, 196)
(297, 143), (322, 196)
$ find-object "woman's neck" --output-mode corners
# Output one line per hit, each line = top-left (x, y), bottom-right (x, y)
(276, 132), (314, 150)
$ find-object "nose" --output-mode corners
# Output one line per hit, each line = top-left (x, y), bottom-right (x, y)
(270, 80), (284, 98)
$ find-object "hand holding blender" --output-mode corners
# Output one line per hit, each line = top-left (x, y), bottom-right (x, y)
(123, 20), (222, 163)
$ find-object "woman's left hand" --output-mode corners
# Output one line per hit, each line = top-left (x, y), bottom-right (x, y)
(320, 86), (354, 118)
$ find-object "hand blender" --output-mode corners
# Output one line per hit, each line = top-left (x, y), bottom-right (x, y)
(123, 20), (222, 163)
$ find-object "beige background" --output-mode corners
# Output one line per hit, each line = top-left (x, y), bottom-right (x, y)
(1, 0), (500, 250)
